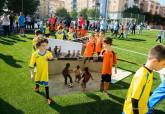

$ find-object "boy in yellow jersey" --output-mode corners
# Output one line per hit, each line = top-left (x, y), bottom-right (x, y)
(55, 26), (65, 40)
(32, 30), (41, 53)
(122, 45), (165, 114)
(67, 27), (76, 40)
(44, 24), (50, 38)
(29, 39), (55, 105)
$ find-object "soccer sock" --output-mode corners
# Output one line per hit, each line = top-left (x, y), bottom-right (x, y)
(104, 82), (109, 93)
(36, 84), (39, 88)
(45, 86), (49, 99)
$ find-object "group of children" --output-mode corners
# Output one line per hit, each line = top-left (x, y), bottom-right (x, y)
(62, 64), (93, 91)
(29, 23), (165, 114)
(39, 21), (88, 40)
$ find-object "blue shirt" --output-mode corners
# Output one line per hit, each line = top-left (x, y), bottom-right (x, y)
(18, 15), (25, 26)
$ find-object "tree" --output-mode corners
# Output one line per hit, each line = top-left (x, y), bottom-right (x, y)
(6, 0), (39, 15)
(56, 8), (69, 18)
(87, 8), (100, 18)
(124, 6), (143, 14)
(79, 8), (88, 19)
(70, 10), (78, 20)
(0, 0), (6, 15)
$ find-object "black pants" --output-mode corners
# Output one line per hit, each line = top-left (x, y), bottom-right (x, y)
(118, 33), (124, 38)
(156, 36), (162, 43)
(36, 84), (49, 99)
(112, 30), (118, 37)
(132, 29), (135, 34)
(64, 75), (73, 85)
(3, 25), (10, 36)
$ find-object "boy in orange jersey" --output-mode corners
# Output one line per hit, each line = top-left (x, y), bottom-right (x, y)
(80, 26), (88, 37)
(101, 38), (117, 93)
(95, 31), (104, 56)
(83, 34), (95, 64)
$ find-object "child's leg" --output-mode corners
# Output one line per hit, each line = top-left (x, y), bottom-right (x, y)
(103, 74), (111, 93)
(68, 75), (73, 83)
(100, 75), (104, 91)
(45, 86), (55, 104)
(78, 76), (81, 83)
(64, 75), (67, 85)
(35, 83), (40, 92)
(104, 82), (109, 93)
(45, 86), (49, 99)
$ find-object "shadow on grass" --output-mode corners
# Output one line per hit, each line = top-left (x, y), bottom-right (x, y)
(153, 110), (165, 114)
(0, 53), (23, 68)
(114, 37), (146, 42)
(50, 98), (123, 114)
(0, 36), (26, 45)
(0, 98), (24, 114)
(110, 81), (130, 90)
(85, 93), (102, 101)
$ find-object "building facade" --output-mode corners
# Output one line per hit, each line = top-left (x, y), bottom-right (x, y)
(140, 0), (160, 15)
(38, 0), (65, 18)
(160, 6), (165, 17)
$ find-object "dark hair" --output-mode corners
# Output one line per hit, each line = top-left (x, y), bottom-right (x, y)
(35, 30), (41, 35)
(84, 67), (89, 72)
(58, 26), (63, 30)
(104, 37), (112, 45)
(77, 65), (80, 69)
(148, 45), (165, 61)
(36, 39), (48, 48)
(66, 63), (70, 68)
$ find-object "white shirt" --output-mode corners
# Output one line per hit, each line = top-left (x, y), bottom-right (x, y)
(1, 16), (10, 26)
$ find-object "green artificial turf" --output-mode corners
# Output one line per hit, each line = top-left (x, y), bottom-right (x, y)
(0, 30), (165, 114)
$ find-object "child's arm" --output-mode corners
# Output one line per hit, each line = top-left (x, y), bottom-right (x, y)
(90, 73), (94, 80)
(47, 51), (54, 61)
(29, 54), (36, 80)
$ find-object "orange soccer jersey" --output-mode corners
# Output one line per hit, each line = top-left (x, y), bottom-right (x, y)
(102, 50), (117, 75)
(84, 41), (95, 57)
(80, 29), (88, 37)
(95, 38), (102, 53)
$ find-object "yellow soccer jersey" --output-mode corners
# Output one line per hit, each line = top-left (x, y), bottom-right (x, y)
(45, 27), (50, 34)
(123, 66), (153, 114)
(29, 51), (53, 83)
(56, 32), (64, 40)
(67, 32), (74, 40)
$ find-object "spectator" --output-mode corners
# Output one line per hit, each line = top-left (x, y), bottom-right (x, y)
(1, 14), (10, 36)
(18, 12), (25, 36)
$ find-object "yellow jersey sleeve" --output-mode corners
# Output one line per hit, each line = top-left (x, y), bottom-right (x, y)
(47, 51), (53, 60)
(131, 70), (146, 100)
(29, 53), (37, 68)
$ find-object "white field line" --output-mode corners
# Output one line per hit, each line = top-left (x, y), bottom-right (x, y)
(112, 46), (148, 56)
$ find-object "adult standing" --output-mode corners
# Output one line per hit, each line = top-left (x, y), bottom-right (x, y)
(100, 18), (108, 32)
(1, 14), (10, 36)
(26, 15), (31, 29)
(131, 22), (136, 35)
(9, 13), (14, 33)
(49, 15), (55, 25)
(18, 12), (25, 36)
(78, 15), (85, 28)
(15, 14), (19, 33)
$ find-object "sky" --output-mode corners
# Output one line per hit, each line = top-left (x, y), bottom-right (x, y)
(159, 0), (165, 6)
